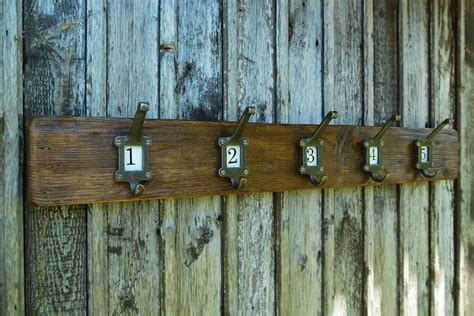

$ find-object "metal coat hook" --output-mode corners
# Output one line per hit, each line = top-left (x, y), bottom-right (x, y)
(115, 102), (152, 196)
(415, 118), (453, 178)
(362, 115), (401, 183)
(299, 111), (339, 185)
(218, 106), (256, 189)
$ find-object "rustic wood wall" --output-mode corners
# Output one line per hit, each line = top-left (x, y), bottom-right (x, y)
(1, 0), (474, 314)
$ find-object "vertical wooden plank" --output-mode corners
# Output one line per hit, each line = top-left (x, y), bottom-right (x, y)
(90, 1), (161, 314)
(457, 0), (474, 314)
(223, 0), (275, 314)
(85, 0), (108, 314)
(23, 0), (87, 313)
(159, 0), (222, 314)
(323, 0), (364, 314)
(275, 0), (323, 314)
(364, 0), (400, 315)
(0, 0), (24, 314)
(399, 0), (430, 315)
(430, 0), (455, 315)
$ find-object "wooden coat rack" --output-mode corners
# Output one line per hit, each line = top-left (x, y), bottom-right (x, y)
(27, 106), (459, 206)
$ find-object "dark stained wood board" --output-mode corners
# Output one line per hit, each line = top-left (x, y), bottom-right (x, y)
(27, 116), (459, 206)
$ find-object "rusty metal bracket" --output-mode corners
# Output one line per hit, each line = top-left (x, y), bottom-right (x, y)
(362, 115), (401, 183)
(414, 118), (453, 179)
(114, 102), (152, 195)
(218, 106), (256, 189)
(299, 111), (338, 185)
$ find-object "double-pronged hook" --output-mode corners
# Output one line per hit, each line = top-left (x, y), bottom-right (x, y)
(299, 111), (339, 185)
(415, 118), (452, 179)
(362, 115), (401, 184)
(218, 106), (256, 189)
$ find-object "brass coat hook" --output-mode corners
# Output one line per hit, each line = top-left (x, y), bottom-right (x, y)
(114, 102), (152, 196)
(362, 115), (401, 183)
(218, 106), (256, 189)
(414, 118), (453, 178)
(299, 111), (339, 185)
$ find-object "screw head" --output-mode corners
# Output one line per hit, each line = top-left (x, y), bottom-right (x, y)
(243, 169), (249, 175)
(416, 163), (421, 169)
(116, 173), (123, 179)
(320, 166), (324, 172)
(219, 139), (226, 146)
(364, 165), (369, 171)
(380, 140), (384, 146)
(146, 172), (151, 178)
(115, 139), (122, 145)
(319, 139), (325, 145)
(219, 169), (226, 176)
(146, 139), (152, 145)
(138, 102), (150, 111)
(300, 140), (307, 146)
(300, 167), (306, 173)
(364, 140), (369, 147)
(243, 139), (249, 146)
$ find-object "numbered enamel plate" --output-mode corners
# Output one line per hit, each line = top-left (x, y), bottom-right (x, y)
(299, 138), (324, 176)
(115, 135), (152, 189)
(414, 140), (434, 170)
(420, 145), (430, 163)
(218, 137), (249, 181)
(368, 146), (379, 165)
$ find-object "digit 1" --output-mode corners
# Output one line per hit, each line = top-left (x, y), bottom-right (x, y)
(127, 147), (135, 165)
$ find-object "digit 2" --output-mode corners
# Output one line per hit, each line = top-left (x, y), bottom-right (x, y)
(228, 147), (238, 164)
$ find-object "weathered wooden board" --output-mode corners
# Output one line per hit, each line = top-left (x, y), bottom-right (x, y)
(159, 0), (223, 314)
(363, 0), (400, 314)
(28, 117), (459, 205)
(399, 0), (430, 314)
(457, 0), (474, 314)
(23, 0), (88, 314)
(85, 0), (108, 314)
(275, 0), (323, 314)
(222, 0), (275, 314)
(0, 0), (24, 314)
(430, 0), (456, 314)
(86, 1), (161, 314)
(322, 0), (365, 314)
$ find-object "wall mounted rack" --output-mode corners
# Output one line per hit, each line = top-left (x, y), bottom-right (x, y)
(27, 110), (459, 206)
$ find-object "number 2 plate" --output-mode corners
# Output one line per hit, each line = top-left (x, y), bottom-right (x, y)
(226, 145), (241, 168)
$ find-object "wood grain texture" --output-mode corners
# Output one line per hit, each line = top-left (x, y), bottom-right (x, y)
(457, 0), (474, 314)
(363, 0), (400, 314)
(430, 0), (456, 314)
(23, 0), (87, 313)
(0, 0), (24, 314)
(159, 0), (222, 314)
(86, 1), (162, 314)
(27, 118), (459, 206)
(275, 0), (323, 314)
(399, 0), (430, 314)
(222, 0), (275, 314)
(323, 0), (365, 314)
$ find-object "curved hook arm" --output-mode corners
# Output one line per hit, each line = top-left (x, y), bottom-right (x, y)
(421, 168), (441, 179)
(309, 175), (328, 186)
(130, 183), (145, 196)
(231, 177), (247, 190)
(370, 172), (390, 184)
